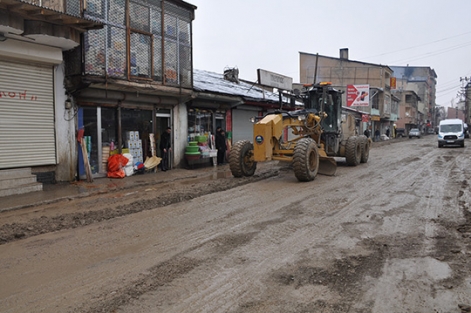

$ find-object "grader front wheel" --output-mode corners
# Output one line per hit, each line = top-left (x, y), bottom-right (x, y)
(293, 138), (319, 182)
(229, 140), (257, 177)
(359, 135), (370, 163)
(345, 136), (361, 166)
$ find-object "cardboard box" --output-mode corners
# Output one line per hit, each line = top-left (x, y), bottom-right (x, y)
(125, 131), (135, 140)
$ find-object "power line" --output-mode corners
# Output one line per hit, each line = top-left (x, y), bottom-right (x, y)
(386, 41), (471, 65)
(361, 31), (471, 60)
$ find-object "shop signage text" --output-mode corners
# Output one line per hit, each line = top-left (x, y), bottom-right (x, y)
(257, 69), (293, 90)
(0, 90), (38, 101)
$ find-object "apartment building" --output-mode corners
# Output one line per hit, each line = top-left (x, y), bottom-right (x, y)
(390, 66), (437, 132)
(299, 48), (397, 137)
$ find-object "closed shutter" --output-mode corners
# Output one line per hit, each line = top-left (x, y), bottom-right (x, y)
(232, 109), (258, 143)
(0, 60), (56, 169)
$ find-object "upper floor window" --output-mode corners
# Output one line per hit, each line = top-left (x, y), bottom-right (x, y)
(83, 0), (192, 88)
(130, 1), (150, 32)
(371, 94), (379, 110)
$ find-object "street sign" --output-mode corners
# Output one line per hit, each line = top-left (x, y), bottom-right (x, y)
(257, 69), (293, 90)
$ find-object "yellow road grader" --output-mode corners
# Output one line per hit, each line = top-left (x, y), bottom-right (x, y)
(229, 82), (371, 181)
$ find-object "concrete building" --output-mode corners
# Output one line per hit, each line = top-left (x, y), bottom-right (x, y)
(299, 48), (396, 139)
(390, 66), (437, 132)
(64, 0), (196, 181)
(392, 89), (421, 134)
(0, 0), (102, 195)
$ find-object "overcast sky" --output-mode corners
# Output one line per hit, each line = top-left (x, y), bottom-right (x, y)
(190, 0), (471, 108)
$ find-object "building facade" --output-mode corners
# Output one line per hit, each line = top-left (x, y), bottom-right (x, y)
(299, 49), (396, 139)
(392, 90), (421, 134)
(0, 0), (102, 183)
(64, 0), (196, 180)
(390, 66), (437, 132)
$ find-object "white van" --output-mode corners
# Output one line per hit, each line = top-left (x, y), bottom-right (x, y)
(438, 119), (465, 148)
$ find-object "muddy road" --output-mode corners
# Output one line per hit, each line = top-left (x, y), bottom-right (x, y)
(1, 135), (471, 313)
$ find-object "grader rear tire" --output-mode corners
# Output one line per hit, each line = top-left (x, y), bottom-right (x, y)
(229, 140), (257, 177)
(293, 138), (319, 182)
(359, 135), (370, 163)
(345, 136), (361, 166)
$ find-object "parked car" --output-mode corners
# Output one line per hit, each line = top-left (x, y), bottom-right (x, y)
(396, 128), (406, 138)
(409, 128), (421, 139)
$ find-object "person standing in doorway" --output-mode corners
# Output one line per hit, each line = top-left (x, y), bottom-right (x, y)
(374, 128), (380, 142)
(216, 129), (227, 165)
(385, 127), (390, 138)
(159, 127), (171, 171)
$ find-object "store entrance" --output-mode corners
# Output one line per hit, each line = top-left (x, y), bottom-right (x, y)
(155, 112), (171, 159)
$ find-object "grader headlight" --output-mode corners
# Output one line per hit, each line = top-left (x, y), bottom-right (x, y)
(298, 115), (306, 121)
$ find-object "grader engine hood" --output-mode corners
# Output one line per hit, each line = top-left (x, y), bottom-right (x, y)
(253, 114), (283, 162)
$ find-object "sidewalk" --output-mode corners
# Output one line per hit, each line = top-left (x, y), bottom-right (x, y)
(0, 137), (408, 213)
(0, 164), (228, 213)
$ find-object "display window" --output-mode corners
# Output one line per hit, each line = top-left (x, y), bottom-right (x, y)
(80, 106), (156, 178)
(185, 108), (226, 168)
(188, 109), (226, 141)
(81, 107), (117, 175)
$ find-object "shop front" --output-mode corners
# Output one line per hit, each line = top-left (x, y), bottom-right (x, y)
(231, 106), (263, 143)
(0, 59), (56, 169)
(0, 45), (67, 183)
(185, 107), (227, 167)
(74, 87), (184, 180)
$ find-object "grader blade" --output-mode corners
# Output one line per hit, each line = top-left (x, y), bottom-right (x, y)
(318, 156), (337, 176)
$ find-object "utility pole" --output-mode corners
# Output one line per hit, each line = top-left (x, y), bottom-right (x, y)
(460, 77), (470, 124)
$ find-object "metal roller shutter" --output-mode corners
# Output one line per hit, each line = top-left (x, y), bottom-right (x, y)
(0, 60), (56, 169)
(232, 109), (258, 143)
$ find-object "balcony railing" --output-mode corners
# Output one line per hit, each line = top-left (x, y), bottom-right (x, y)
(20, 0), (81, 16)
(3, 0), (102, 30)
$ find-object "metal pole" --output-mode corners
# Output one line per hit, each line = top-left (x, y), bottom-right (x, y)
(313, 53), (319, 85)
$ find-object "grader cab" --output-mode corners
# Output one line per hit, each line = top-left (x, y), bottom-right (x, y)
(229, 82), (370, 182)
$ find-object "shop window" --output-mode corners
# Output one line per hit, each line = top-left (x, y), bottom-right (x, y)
(215, 112), (225, 130)
(101, 108), (117, 145)
(121, 109), (153, 159)
(188, 109), (213, 140)
(82, 107), (99, 174)
(82, 107), (117, 175)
